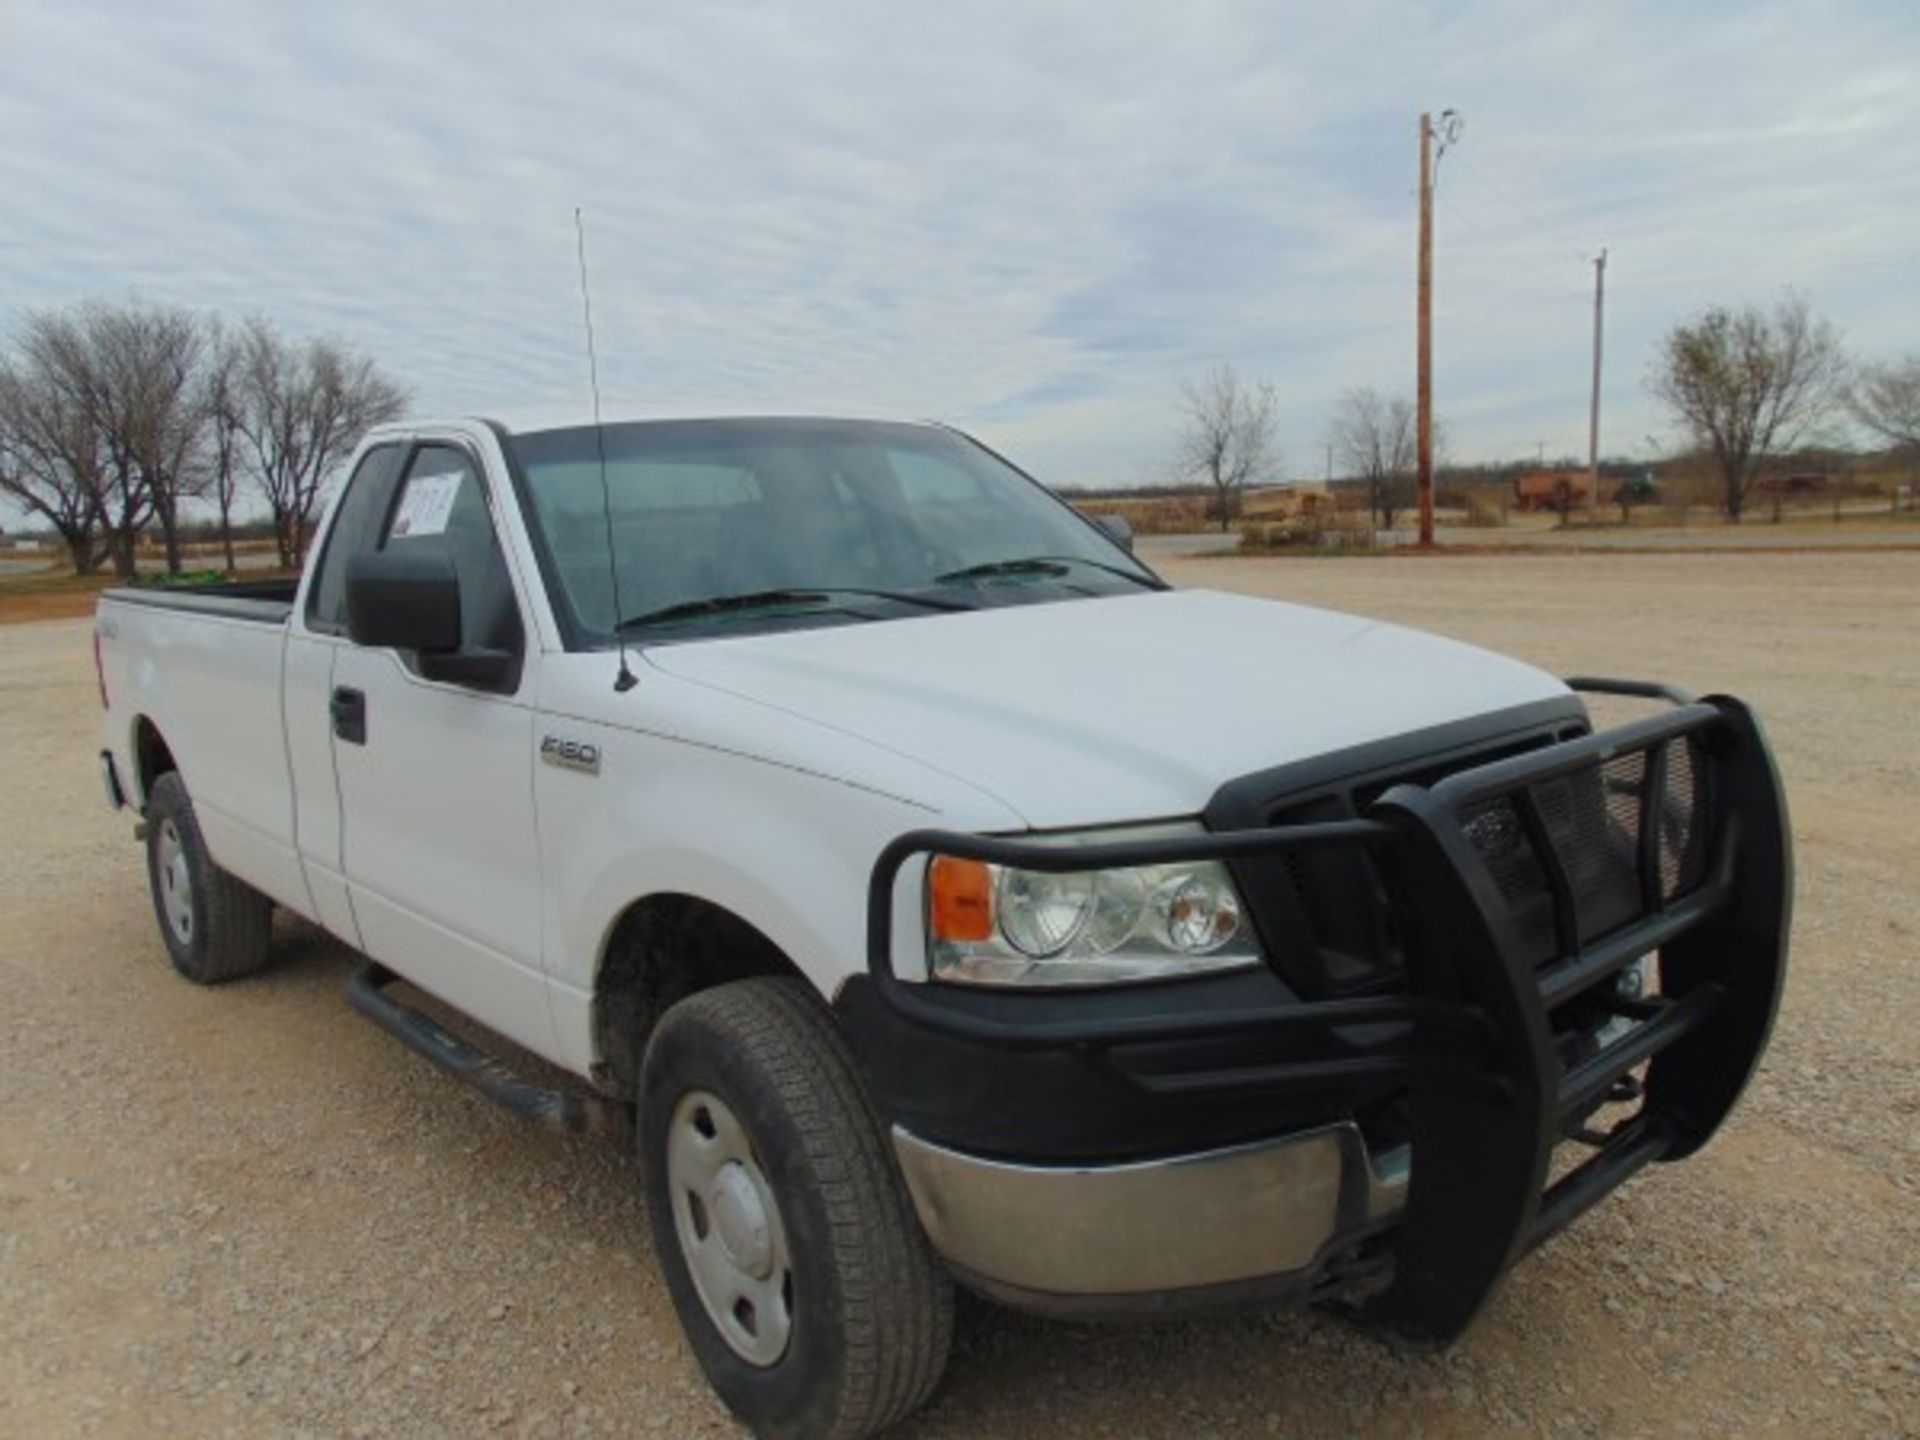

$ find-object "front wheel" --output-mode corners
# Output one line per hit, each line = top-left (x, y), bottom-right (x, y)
(639, 978), (952, 1439)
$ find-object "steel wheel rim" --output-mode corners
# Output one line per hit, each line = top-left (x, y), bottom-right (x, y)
(156, 819), (194, 946)
(666, 1089), (794, 1366)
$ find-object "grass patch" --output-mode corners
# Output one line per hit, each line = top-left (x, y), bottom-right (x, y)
(130, 568), (230, 589)
(0, 567), (117, 624)
(0, 565), (297, 624)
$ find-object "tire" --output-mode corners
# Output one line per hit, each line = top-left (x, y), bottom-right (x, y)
(639, 978), (953, 1439)
(143, 771), (274, 984)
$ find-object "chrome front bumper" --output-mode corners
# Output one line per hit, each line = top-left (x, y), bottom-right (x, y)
(892, 1122), (1408, 1306)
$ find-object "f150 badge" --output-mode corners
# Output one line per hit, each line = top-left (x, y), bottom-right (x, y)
(540, 736), (601, 775)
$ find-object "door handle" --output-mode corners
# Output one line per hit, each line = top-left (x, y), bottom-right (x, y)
(330, 686), (367, 745)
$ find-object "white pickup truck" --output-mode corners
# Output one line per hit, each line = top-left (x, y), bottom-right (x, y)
(95, 416), (1791, 1438)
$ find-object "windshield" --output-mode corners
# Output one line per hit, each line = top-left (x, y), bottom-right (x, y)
(505, 418), (1161, 643)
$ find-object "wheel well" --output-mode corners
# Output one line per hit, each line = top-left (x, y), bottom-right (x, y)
(591, 895), (807, 1099)
(133, 717), (177, 805)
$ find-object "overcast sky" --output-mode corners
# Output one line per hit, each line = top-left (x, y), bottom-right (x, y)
(3, 0), (1916, 492)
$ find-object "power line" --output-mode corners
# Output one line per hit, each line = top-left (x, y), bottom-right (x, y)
(1433, 214), (1598, 304)
(1443, 150), (1593, 257)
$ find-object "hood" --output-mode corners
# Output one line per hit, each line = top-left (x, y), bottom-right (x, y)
(641, 589), (1574, 829)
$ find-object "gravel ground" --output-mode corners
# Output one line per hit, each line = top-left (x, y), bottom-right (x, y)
(2, 550), (1915, 1438)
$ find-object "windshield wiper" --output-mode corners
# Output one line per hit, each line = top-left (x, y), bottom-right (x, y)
(933, 555), (1163, 589)
(618, 587), (969, 631)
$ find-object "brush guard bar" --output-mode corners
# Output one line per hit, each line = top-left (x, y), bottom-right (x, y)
(863, 681), (1791, 1344)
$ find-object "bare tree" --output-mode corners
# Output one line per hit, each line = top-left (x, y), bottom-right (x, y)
(1175, 365), (1281, 530)
(3, 302), (405, 577)
(0, 355), (109, 573)
(13, 309), (149, 576)
(232, 319), (407, 566)
(1330, 387), (1416, 529)
(1848, 355), (1920, 509)
(1650, 295), (1846, 521)
(92, 303), (207, 574)
(5, 303), (209, 576)
(199, 318), (245, 571)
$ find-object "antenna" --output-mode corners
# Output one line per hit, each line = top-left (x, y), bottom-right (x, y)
(575, 206), (638, 693)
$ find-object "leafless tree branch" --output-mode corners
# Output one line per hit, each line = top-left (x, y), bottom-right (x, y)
(1848, 355), (1920, 510)
(1174, 364), (1281, 531)
(230, 318), (407, 566)
(0, 348), (110, 573)
(1650, 294), (1846, 521)
(1330, 386), (1417, 530)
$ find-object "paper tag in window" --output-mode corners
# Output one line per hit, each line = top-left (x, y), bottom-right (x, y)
(390, 472), (462, 538)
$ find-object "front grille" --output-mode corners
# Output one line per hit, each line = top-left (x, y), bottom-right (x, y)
(1459, 796), (1556, 961)
(1462, 735), (1714, 965)
(1215, 718), (1582, 997)
(1536, 756), (1643, 944)
(1217, 720), (1715, 997)
(1660, 736), (1713, 899)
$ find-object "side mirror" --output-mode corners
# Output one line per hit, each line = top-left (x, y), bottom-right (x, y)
(346, 550), (462, 653)
(345, 550), (519, 691)
(1094, 513), (1135, 553)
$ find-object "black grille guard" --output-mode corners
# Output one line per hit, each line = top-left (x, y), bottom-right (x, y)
(863, 678), (1792, 1345)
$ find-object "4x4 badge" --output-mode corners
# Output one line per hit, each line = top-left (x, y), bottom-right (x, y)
(540, 736), (601, 775)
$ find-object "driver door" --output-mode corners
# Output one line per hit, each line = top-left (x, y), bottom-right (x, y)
(331, 442), (554, 1057)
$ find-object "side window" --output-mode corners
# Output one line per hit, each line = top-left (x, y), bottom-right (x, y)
(381, 446), (525, 661)
(306, 445), (406, 632)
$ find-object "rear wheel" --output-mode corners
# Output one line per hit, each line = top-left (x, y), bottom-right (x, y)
(639, 978), (952, 1439)
(144, 772), (273, 984)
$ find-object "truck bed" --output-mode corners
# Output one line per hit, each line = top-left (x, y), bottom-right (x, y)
(99, 577), (299, 625)
(97, 576), (308, 918)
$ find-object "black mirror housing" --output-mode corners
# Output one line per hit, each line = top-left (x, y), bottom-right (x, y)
(346, 550), (462, 653)
(1095, 513), (1135, 553)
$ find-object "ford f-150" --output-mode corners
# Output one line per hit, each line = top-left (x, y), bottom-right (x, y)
(94, 415), (1791, 1438)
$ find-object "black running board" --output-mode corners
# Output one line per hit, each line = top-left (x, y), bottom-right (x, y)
(346, 964), (615, 1135)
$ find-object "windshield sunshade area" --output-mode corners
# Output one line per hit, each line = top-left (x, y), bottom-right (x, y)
(504, 418), (1160, 644)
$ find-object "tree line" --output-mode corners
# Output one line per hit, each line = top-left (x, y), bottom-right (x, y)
(0, 300), (406, 576)
(1175, 294), (1920, 528)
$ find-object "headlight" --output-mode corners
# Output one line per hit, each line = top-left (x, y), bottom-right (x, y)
(926, 823), (1262, 987)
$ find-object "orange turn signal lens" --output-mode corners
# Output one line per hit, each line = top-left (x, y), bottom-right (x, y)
(928, 856), (994, 943)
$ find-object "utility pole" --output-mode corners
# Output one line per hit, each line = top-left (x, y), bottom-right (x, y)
(1416, 113), (1435, 548)
(1587, 248), (1607, 517)
(1415, 109), (1460, 549)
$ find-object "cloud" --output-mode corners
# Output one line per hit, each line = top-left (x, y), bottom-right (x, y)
(2, 0), (1916, 503)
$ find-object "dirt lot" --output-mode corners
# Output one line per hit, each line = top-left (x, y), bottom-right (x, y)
(2, 551), (1915, 1438)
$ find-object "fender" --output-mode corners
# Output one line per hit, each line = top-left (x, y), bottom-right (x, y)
(533, 705), (1017, 1076)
